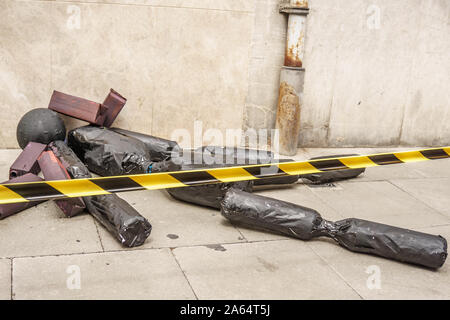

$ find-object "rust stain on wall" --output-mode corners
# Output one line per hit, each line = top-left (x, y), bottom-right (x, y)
(285, 46), (303, 67)
(276, 82), (301, 155)
(294, 0), (309, 8)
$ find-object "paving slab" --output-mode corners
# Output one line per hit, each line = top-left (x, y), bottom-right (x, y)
(306, 225), (450, 299)
(12, 248), (195, 300)
(237, 184), (344, 241)
(309, 180), (450, 229)
(173, 240), (361, 299)
(97, 190), (246, 251)
(0, 259), (11, 300)
(0, 201), (102, 258)
(390, 178), (450, 217)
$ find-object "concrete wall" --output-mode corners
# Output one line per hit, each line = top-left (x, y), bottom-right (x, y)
(245, 0), (450, 147)
(0, 0), (449, 148)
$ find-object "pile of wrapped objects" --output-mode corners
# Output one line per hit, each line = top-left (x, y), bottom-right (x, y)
(3, 89), (447, 269)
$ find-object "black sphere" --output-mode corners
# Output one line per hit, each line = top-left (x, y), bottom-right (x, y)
(16, 108), (66, 149)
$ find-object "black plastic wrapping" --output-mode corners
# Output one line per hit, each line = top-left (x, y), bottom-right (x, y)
(174, 148), (300, 185)
(67, 126), (153, 176)
(111, 127), (179, 162)
(151, 148), (302, 208)
(195, 146), (274, 165)
(301, 154), (365, 184)
(221, 189), (324, 240)
(150, 158), (252, 208)
(328, 218), (448, 269)
(83, 195), (152, 247)
(221, 189), (447, 269)
(49, 140), (152, 247)
(169, 181), (253, 209)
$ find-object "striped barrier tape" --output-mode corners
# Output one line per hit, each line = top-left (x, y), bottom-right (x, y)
(0, 147), (448, 205)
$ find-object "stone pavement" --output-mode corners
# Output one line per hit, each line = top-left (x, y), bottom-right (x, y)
(0, 148), (449, 300)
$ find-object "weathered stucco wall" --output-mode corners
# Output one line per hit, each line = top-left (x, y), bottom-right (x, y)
(246, 0), (450, 147)
(0, 0), (254, 148)
(0, 0), (448, 148)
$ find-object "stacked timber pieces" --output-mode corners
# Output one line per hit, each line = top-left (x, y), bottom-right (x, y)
(0, 142), (85, 219)
(48, 89), (127, 127)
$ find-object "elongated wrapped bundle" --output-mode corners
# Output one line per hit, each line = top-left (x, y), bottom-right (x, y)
(221, 189), (447, 269)
(196, 146), (274, 165)
(49, 140), (152, 247)
(150, 158), (252, 208)
(111, 128), (179, 162)
(301, 154), (365, 184)
(152, 149), (299, 209)
(67, 126), (152, 176)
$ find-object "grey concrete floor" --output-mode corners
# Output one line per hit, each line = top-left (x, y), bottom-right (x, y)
(0, 147), (449, 300)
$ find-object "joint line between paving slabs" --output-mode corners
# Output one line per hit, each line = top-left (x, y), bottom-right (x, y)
(93, 220), (105, 252)
(10, 258), (13, 300)
(386, 180), (449, 219)
(170, 248), (199, 300)
(307, 243), (364, 300)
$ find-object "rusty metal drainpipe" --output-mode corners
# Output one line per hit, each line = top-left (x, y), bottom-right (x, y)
(275, 0), (309, 156)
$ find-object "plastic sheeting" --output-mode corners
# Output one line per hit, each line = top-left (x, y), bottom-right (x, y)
(111, 128), (179, 162)
(150, 149), (300, 208)
(221, 189), (447, 269)
(68, 126), (153, 176)
(49, 140), (152, 247)
(301, 154), (366, 184)
(195, 146), (274, 165)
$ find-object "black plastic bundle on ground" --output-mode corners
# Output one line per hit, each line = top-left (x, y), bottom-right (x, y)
(151, 148), (301, 208)
(111, 127), (179, 162)
(49, 140), (152, 247)
(150, 158), (253, 208)
(195, 145), (274, 165)
(67, 126), (153, 176)
(221, 189), (447, 269)
(301, 154), (365, 184)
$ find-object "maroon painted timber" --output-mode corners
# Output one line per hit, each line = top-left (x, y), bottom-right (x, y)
(38, 151), (86, 217)
(9, 142), (47, 179)
(102, 89), (127, 127)
(48, 90), (107, 125)
(0, 173), (45, 219)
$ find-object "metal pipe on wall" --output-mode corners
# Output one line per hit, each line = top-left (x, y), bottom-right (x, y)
(275, 0), (309, 156)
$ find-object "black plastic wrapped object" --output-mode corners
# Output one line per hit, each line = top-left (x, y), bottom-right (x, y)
(328, 218), (447, 269)
(83, 195), (152, 247)
(301, 154), (365, 184)
(169, 181), (253, 209)
(195, 146), (274, 165)
(48, 141), (91, 179)
(175, 148), (300, 186)
(221, 189), (447, 269)
(67, 126), (153, 176)
(150, 158), (252, 209)
(150, 153), (298, 208)
(221, 189), (323, 240)
(48, 140), (152, 247)
(111, 127), (179, 162)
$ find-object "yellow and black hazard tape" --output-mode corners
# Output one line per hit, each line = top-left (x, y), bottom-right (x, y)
(0, 147), (449, 205)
